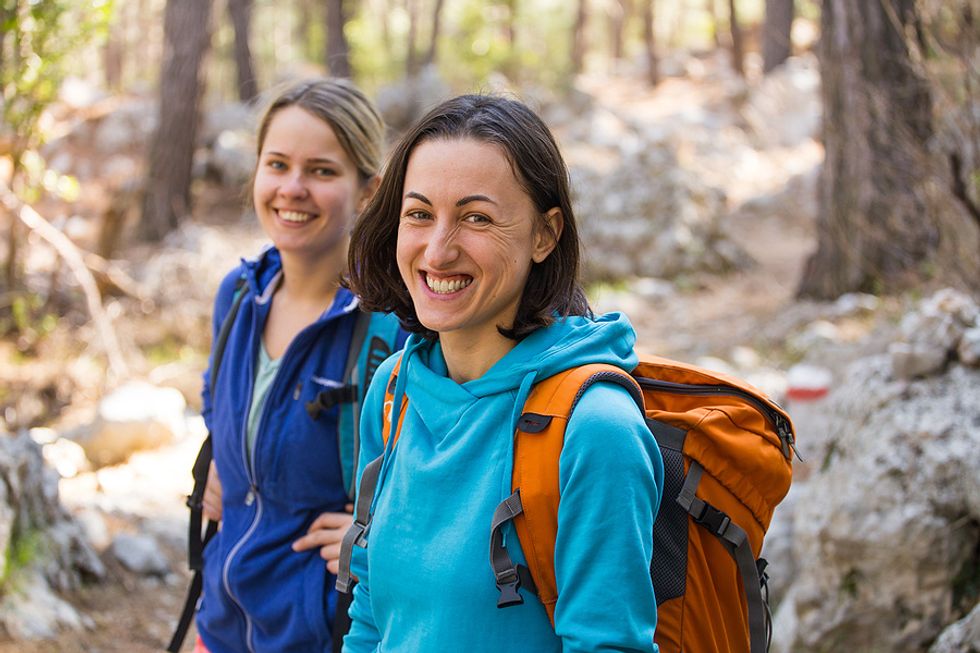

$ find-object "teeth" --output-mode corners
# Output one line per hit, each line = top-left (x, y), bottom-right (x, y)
(279, 210), (313, 223)
(425, 275), (472, 294)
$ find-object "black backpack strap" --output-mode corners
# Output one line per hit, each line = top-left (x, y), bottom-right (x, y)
(676, 461), (771, 653)
(169, 276), (247, 653)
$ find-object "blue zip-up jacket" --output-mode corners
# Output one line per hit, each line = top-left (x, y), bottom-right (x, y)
(345, 312), (664, 653)
(196, 247), (405, 653)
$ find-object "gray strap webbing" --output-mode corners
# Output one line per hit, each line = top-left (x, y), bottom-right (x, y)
(677, 461), (770, 653)
(336, 454), (383, 593)
(489, 491), (534, 607)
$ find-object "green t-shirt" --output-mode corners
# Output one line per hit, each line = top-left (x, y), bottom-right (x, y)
(245, 342), (282, 458)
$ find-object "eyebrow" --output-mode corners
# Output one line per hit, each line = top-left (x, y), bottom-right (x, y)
(265, 151), (339, 165)
(403, 191), (497, 207)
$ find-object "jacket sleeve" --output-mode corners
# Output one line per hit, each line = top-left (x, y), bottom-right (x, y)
(200, 268), (244, 433)
(553, 381), (664, 653)
(342, 353), (399, 653)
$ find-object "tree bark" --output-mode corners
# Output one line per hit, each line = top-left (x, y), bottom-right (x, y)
(571, 0), (588, 74)
(643, 0), (659, 86)
(405, 0), (420, 76)
(326, 0), (352, 78)
(762, 0), (794, 73)
(798, 0), (939, 298)
(727, 0), (744, 76)
(609, 0), (630, 62)
(139, 0), (213, 242)
(228, 0), (258, 102)
(423, 0), (445, 66)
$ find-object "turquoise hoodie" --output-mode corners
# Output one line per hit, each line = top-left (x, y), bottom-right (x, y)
(344, 312), (664, 653)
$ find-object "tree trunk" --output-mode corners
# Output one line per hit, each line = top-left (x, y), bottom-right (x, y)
(706, 0), (721, 48)
(762, 0), (794, 73)
(405, 0), (420, 76)
(103, 9), (124, 91)
(643, 0), (659, 86)
(571, 0), (588, 74)
(727, 0), (744, 76)
(139, 0), (213, 243)
(798, 0), (939, 298)
(228, 0), (258, 102)
(609, 0), (630, 62)
(503, 0), (517, 46)
(423, 0), (445, 66)
(326, 0), (352, 78)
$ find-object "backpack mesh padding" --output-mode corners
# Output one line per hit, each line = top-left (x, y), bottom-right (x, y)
(649, 421), (689, 605)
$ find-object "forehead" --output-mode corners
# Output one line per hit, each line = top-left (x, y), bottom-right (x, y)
(261, 106), (345, 157)
(403, 138), (523, 197)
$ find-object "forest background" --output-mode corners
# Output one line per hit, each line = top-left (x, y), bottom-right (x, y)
(0, 0), (979, 651)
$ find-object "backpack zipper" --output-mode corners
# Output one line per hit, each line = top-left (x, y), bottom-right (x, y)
(635, 377), (800, 461)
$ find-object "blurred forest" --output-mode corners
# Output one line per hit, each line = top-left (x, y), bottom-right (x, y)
(0, 0), (978, 651)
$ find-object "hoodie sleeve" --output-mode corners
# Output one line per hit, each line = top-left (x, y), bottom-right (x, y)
(342, 353), (400, 653)
(553, 381), (664, 653)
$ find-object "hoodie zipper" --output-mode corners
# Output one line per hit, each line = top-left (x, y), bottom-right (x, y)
(635, 377), (800, 461)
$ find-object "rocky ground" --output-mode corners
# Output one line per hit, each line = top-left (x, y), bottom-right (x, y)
(2, 55), (939, 651)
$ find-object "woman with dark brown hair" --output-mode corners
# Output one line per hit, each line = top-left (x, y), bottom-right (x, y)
(340, 94), (664, 653)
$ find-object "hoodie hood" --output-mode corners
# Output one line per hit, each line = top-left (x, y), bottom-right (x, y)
(385, 312), (638, 456)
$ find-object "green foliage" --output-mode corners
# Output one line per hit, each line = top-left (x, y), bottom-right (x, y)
(0, 291), (58, 347)
(0, 528), (43, 593)
(0, 0), (114, 164)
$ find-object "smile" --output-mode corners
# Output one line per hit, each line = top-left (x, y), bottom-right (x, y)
(278, 210), (315, 224)
(424, 273), (473, 294)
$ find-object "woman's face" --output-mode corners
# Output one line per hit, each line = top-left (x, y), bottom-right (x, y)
(253, 105), (374, 263)
(396, 137), (561, 344)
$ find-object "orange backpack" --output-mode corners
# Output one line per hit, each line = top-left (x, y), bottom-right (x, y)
(336, 355), (797, 653)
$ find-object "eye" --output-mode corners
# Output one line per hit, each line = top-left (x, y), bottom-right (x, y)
(402, 209), (432, 222)
(266, 159), (287, 171)
(312, 166), (338, 177)
(464, 213), (491, 224)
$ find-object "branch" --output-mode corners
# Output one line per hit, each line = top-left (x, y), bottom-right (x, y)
(0, 182), (130, 381)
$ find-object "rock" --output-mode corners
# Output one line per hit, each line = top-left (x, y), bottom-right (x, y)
(70, 381), (187, 467)
(929, 601), (980, 653)
(772, 358), (980, 652)
(958, 328), (980, 366)
(41, 437), (91, 478)
(110, 533), (170, 576)
(890, 340), (949, 380)
(0, 572), (88, 640)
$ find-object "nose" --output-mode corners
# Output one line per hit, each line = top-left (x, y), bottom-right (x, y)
(278, 171), (308, 199)
(423, 218), (460, 269)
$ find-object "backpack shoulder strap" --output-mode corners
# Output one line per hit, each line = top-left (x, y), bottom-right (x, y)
(335, 352), (407, 594)
(490, 363), (643, 623)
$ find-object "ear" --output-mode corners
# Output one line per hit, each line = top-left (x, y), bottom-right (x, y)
(356, 175), (381, 213)
(531, 207), (563, 264)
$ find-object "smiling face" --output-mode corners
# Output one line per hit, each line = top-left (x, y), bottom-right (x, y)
(253, 105), (374, 265)
(396, 137), (561, 348)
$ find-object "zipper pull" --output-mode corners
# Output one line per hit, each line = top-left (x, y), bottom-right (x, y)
(777, 415), (803, 462)
(293, 381), (302, 400)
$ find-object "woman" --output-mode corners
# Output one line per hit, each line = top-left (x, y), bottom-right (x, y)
(343, 94), (664, 652)
(194, 78), (405, 653)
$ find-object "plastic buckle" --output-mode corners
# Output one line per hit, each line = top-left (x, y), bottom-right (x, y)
(350, 520), (369, 548)
(495, 569), (524, 608)
(185, 494), (202, 510)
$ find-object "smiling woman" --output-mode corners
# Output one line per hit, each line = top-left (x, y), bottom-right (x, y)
(342, 95), (664, 653)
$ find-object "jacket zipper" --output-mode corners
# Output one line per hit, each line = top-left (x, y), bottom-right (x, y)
(635, 377), (800, 461)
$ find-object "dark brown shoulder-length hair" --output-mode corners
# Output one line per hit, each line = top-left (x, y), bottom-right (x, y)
(346, 94), (590, 341)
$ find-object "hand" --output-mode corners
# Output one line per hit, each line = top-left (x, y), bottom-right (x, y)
(202, 460), (223, 522)
(292, 504), (354, 574)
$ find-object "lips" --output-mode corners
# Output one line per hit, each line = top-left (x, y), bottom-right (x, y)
(424, 272), (473, 294)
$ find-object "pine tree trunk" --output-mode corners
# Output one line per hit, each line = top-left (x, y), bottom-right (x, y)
(762, 0), (793, 73)
(798, 0), (938, 298)
(423, 0), (445, 66)
(727, 0), (744, 76)
(326, 0), (352, 78)
(139, 0), (213, 243)
(643, 0), (659, 86)
(571, 0), (588, 74)
(228, 0), (258, 102)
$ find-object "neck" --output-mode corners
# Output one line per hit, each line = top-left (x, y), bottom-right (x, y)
(277, 247), (345, 306)
(440, 328), (517, 383)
